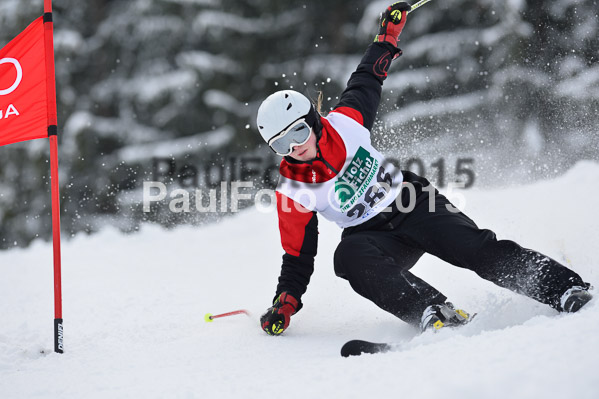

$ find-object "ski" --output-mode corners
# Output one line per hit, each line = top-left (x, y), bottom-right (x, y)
(341, 313), (478, 357)
(340, 339), (396, 357)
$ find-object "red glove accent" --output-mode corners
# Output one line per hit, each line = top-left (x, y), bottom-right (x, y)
(375, 2), (411, 48)
(260, 292), (299, 336)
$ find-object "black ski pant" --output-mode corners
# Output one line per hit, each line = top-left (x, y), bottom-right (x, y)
(333, 171), (588, 326)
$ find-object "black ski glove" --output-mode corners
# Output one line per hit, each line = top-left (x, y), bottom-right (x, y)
(260, 292), (299, 336)
(374, 2), (411, 49)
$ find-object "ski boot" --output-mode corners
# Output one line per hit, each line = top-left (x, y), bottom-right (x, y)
(560, 286), (593, 313)
(420, 302), (471, 332)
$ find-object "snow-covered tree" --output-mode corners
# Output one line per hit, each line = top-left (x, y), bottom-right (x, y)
(1, 0), (597, 249)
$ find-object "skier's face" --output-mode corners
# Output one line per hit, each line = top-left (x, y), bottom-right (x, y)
(288, 130), (317, 162)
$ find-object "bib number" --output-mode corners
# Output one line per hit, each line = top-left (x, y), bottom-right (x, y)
(346, 166), (393, 220)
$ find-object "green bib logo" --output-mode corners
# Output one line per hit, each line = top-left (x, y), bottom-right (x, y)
(335, 147), (379, 211)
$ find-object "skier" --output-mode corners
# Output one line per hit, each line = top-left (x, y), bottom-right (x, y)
(256, 2), (593, 336)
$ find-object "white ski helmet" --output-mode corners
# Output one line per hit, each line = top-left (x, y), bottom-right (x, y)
(256, 90), (314, 143)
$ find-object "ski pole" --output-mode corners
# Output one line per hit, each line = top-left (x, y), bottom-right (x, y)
(204, 309), (249, 322)
(408, 0), (433, 14)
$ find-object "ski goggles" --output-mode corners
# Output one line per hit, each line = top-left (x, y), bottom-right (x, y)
(268, 118), (312, 156)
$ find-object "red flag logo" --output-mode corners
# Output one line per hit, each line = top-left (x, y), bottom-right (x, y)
(0, 17), (48, 146)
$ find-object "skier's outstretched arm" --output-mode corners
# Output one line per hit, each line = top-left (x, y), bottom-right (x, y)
(332, 2), (411, 130)
(259, 192), (318, 336)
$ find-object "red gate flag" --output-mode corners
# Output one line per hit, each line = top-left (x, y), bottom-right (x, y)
(0, 17), (48, 146)
(1, 0), (64, 354)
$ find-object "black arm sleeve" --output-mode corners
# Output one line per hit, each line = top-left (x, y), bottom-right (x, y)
(333, 42), (400, 130)
(274, 211), (318, 311)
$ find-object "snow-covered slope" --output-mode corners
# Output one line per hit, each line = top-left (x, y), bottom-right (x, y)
(1, 161), (598, 399)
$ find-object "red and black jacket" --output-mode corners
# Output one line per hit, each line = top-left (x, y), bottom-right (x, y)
(273, 42), (401, 309)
